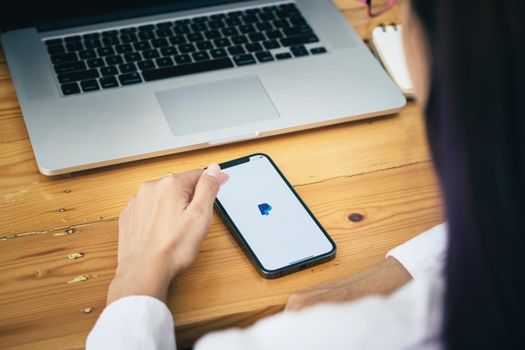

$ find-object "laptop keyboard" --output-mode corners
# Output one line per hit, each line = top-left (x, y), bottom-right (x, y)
(43, 2), (328, 96)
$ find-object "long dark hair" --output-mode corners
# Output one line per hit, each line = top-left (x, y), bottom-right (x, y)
(410, 0), (525, 348)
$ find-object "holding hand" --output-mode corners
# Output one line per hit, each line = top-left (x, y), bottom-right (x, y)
(285, 257), (411, 311)
(107, 164), (229, 305)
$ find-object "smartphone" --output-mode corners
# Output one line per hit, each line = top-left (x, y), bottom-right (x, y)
(215, 154), (336, 279)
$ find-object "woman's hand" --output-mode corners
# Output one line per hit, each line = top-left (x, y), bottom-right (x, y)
(107, 164), (229, 305)
(285, 257), (411, 311)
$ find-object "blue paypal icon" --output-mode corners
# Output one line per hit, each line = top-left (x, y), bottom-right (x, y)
(257, 203), (272, 216)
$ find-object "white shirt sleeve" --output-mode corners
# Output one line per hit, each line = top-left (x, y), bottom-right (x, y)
(86, 295), (175, 350)
(386, 223), (448, 279)
(87, 274), (444, 350)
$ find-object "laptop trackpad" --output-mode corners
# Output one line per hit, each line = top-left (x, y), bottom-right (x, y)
(155, 76), (280, 136)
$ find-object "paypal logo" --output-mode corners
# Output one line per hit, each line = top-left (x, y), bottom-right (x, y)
(257, 203), (272, 216)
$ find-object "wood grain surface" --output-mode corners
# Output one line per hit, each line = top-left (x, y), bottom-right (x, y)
(0, 1), (445, 349)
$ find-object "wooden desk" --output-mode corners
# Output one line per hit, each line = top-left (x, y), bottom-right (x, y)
(0, 1), (444, 348)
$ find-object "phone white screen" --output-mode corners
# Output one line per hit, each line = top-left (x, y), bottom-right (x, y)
(216, 155), (334, 272)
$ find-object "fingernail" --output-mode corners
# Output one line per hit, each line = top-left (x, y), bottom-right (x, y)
(219, 173), (230, 186)
(205, 163), (220, 178)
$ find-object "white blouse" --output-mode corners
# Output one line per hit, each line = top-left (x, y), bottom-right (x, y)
(87, 223), (447, 350)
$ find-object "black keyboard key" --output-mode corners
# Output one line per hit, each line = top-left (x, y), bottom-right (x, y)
(290, 17), (307, 26)
(204, 30), (221, 40)
(228, 45), (245, 55)
(245, 43), (263, 53)
(156, 21), (173, 28)
(280, 34), (319, 47)
(192, 16), (209, 24)
(138, 31), (155, 40)
(259, 12), (276, 22)
(142, 58), (234, 81)
(160, 46), (178, 56)
(228, 11), (243, 18)
(208, 20), (225, 29)
(100, 66), (119, 76)
(120, 33), (138, 43)
(151, 38), (169, 48)
(290, 45), (309, 57)
(210, 13), (226, 20)
(143, 49), (160, 59)
(225, 18), (241, 27)
(156, 57), (174, 67)
(178, 43), (196, 53)
(79, 49), (97, 59)
(210, 48), (228, 58)
(102, 30), (118, 37)
(54, 61), (86, 74)
(51, 52), (78, 64)
(118, 73), (142, 85)
(242, 15), (258, 24)
(266, 30), (283, 39)
(169, 36), (187, 45)
(239, 25), (256, 34)
(115, 44), (133, 54)
(103, 36), (120, 46)
(64, 35), (81, 42)
(187, 32), (205, 42)
(106, 55), (124, 65)
(174, 54), (192, 64)
(99, 76), (119, 89)
(87, 58), (105, 68)
(97, 47), (115, 57)
(58, 69), (99, 83)
(177, 19), (191, 25)
(273, 19), (290, 28)
(214, 38), (231, 48)
(256, 51), (274, 63)
(124, 52), (142, 62)
(83, 32), (100, 40)
(139, 24), (155, 31)
(276, 52), (292, 60)
(47, 45), (66, 55)
(66, 41), (84, 51)
(196, 41), (213, 50)
(138, 60), (155, 70)
(84, 39), (103, 49)
(248, 33), (266, 42)
(221, 27), (238, 37)
(245, 8), (261, 16)
(282, 25), (313, 37)
(45, 38), (63, 46)
(192, 51), (210, 61)
(256, 22), (273, 31)
(231, 35), (248, 45)
(134, 41), (151, 51)
(311, 47), (327, 54)
(263, 40), (280, 50)
(120, 27), (138, 34)
(173, 25), (191, 35)
(61, 82), (80, 95)
(119, 63), (137, 73)
(191, 23), (208, 32)
(156, 28), (173, 38)
(233, 54), (256, 66)
(80, 79), (100, 92)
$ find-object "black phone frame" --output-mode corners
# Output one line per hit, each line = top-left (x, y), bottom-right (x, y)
(214, 153), (337, 279)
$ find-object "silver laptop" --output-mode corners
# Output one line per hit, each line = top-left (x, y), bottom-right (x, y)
(1, 0), (405, 175)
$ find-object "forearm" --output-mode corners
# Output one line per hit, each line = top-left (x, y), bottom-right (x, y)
(286, 257), (411, 311)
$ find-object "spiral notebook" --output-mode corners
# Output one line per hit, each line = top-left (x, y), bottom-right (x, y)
(371, 24), (414, 97)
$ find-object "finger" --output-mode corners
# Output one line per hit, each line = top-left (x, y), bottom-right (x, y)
(187, 163), (225, 215)
(156, 169), (203, 212)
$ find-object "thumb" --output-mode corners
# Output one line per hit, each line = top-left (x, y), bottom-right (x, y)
(188, 164), (228, 215)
